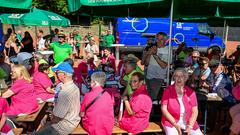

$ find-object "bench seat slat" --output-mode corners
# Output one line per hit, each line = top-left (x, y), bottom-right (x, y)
(71, 122), (163, 134)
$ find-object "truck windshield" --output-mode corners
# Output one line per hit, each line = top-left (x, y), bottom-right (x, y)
(198, 24), (212, 35)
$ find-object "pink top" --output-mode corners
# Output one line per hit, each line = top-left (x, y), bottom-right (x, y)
(0, 98), (11, 133)
(161, 84), (199, 130)
(232, 85), (240, 100)
(33, 72), (54, 101)
(119, 85), (152, 134)
(81, 86), (114, 135)
(102, 54), (116, 72)
(7, 79), (39, 116)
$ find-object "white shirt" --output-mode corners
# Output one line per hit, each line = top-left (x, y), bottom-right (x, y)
(38, 37), (46, 50)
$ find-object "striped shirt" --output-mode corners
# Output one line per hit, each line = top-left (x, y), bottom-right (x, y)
(52, 81), (80, 135)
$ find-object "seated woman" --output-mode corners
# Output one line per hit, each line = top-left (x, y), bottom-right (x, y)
(2, 65), (38, 116)
(0, 97), (14, 135)
(229, 81), (240, 135)
(118, 72), (152, 134)
(161, 68), (202, 135)
(33, 63), (55, 102)
(80, 72), (114, 135)
(101, 47), (116, 73)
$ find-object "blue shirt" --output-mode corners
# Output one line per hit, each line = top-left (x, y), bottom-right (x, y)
(213, 72), (236, 105)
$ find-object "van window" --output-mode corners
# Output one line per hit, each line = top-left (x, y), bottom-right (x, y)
(198, 24), (211, 35)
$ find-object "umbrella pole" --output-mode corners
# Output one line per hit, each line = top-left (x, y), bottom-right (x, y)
(167, 0), (174, 86)
(35, 26), (38, 51)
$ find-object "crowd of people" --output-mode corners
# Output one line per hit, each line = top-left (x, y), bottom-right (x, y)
(0, 27), (239, 135)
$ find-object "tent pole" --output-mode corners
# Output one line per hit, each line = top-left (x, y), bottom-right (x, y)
(167, 0), (174, 86)
(222, 19), (226, 41)
(225, 24), (229, 45)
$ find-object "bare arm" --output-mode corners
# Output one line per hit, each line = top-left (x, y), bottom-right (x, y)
(153, 55), (167, 68)
(0, 113), (7, 130)
(188, 106), (198, 127)
(46, 87), (55, 94)
(2, 89), (14, 98)
(123, 96), (134, 115)
(161, 104), (182, 134)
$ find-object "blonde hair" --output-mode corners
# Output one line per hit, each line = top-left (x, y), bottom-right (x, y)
(12, 65), (32, 83)
(91, 72), (106, 86)
(6, 33), (16, 46)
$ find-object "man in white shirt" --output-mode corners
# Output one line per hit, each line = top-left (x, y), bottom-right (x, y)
(37, 30), (46, 51)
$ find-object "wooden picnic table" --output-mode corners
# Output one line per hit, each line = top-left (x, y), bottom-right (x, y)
(16, 102), (47, 132)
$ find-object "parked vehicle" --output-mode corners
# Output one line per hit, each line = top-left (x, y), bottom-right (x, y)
(114, 17), (224, 51)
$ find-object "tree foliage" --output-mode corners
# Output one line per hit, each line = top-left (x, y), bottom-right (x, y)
(32, 0), (69, 15)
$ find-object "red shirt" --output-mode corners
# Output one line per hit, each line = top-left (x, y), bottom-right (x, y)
(81, 86), (114, 135)
(119, 85), (152, 134)
(0, 98), (11, 133)
(233, 86), (240, 100)
(161, 84), (199, 130)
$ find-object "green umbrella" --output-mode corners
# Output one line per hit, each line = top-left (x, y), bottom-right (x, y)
(0, 8), (71, 26)
(0, 0), (32, 13)
(67, 0), (170, 17)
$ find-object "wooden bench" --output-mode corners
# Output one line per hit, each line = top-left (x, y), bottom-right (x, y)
(16, 102), (47, 132)
(13, 128), (23, 135)
(71, 122), (163, 134)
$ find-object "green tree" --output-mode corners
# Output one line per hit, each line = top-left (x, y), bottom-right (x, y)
(32, 0), (69, 15)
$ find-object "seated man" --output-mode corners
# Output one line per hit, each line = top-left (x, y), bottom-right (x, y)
(36, 62), (80, 135)
(118, 72), (152, 134)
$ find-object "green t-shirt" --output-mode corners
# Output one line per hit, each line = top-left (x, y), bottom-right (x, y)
(105, 34), (115, 47)
(74, 34), (82, 47)
(99, 35), (106, 47)
(177, 51), (188, 62)
(50, 42), (72, 64)
(123, 69), (144, 96)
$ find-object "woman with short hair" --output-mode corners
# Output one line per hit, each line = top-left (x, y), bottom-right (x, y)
(161, 68), (202, 135)
(33, 63), (55, 102)
(118, 72), (152, 134)
(80, 72), (114, 135)
(1, 65), (38, 116)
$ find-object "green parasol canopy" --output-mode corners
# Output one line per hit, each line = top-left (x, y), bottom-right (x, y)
(0, 8), (71, 26)
(0, 0), (32, 13)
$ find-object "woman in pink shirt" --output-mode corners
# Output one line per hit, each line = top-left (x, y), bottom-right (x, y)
(2, 65), (38, 116)
(0, 97), (13, 135)
(229, 81), (240, 135)
(161, 68), (202, 135)
(118, 72), (152, 134)
(80, 72), (114, 135)
(101, 48), (116, 73)
(33, 63), (54, 102)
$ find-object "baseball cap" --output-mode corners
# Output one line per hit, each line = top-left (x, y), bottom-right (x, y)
(58, 32), (66, 38)
(52, 62), (74, 74)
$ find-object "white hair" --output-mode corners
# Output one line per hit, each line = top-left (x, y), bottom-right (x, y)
(173, 68), (189, 80)
(91, 72), (106, 87)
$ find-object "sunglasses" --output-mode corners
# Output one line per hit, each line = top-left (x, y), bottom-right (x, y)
(192, 56), (199, 58)
(199, 62), (208, 66)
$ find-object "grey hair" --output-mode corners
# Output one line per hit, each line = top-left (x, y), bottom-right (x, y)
(173, 68), (189, 80)
(192, 50), (200, 56)
(126, 60), (137, 69)
(91, 72), (106, 87)
(65, 72), (73, 78)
